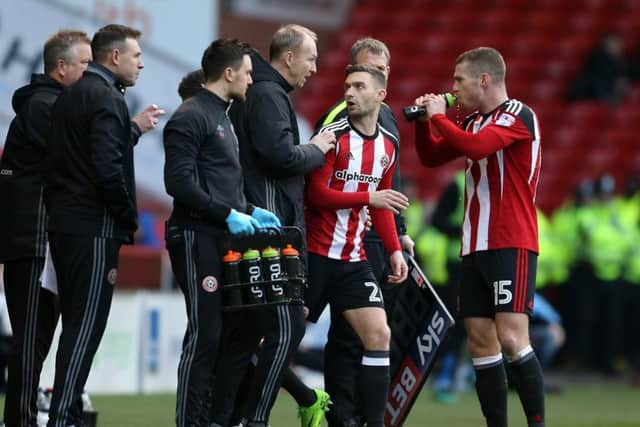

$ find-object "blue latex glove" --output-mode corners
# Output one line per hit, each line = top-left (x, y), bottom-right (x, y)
(225, 209), (259, 236)
(251, 207), (282, 229)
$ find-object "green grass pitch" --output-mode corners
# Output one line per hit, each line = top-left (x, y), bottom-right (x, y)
(16, 383), (637, 427)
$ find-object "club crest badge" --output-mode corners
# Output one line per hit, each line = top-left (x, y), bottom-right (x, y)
(202, 276), (218, 293)
(216, 124), (225, 139)
(107, 268), (118, 285)
(380, 154), (390, 168)
(496, 113), (516, 127)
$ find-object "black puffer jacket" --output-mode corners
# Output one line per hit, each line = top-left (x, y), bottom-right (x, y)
(229, 53), (325, 229)
(0, 74), (63, 261)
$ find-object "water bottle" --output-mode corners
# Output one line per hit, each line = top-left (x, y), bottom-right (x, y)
(222, 250), (243, 307)
(262, 246), (285, 303)
(402, 93), (457, 121)
(241, 248), (265, 305)
(282, 244), (303, 301)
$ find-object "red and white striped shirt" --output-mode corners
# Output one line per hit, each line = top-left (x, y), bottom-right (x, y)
(416, 99), (541, 256)
(305, 118), (401, 261)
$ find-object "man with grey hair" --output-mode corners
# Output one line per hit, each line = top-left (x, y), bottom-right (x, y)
(209, 24), (335, 427)
(0, 29), (92, 427)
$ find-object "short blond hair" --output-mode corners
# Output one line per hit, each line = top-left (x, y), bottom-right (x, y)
(269, 24), (317, 61)
(349, 37), (390, 65)
(456, 47), (506, 82)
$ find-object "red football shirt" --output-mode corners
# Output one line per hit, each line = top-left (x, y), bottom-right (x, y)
(306, 118), (401, 261)
(416, 99), (541, 255)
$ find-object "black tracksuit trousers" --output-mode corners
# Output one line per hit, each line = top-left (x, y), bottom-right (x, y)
(3, 257), (58, 427)
(210, 303), (305, 426)
(167, 229), (224, 427)
(46, 233), (120, 427)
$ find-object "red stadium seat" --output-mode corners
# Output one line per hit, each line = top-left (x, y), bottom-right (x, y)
(475, 9), (523, 34)
(565, 101), (612, 124)
(525, 11), (565, 33)
(611, 103), (640, 126)
(528, 80), (563, 104)
(568, 12), (607, 34)
(541, 59), (574, 81)
(319, 50), (348, 73)
(418, 33), (457, 56)
(556, 34), (598, 62)
(509, 33), (554, 58)
(294, 0), (639, 211)
(627, 85), (640, 104)
(507, 58), (543, 81)
(392, 77), (427, 102)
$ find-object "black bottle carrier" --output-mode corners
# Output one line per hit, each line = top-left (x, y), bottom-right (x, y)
(221, 226), (305, 311)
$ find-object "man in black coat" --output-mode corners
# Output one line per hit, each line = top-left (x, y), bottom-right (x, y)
(0, 29), (92, 427)
(44, 24), (162, 427)
(210, 24), (335, 427)
(164, 38), (282, 427)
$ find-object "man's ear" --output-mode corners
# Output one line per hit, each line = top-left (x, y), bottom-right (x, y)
(223, 67), (234, 82)
(112, 48), (120, 66)
(284, 50), (294, 68)
(55, 59), (66, 79)
(377, 88), (387, 102)
(480, 72), (490, 87)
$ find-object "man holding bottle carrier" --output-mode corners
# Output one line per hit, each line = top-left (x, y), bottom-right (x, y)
(209, 24), (336, 427)
(163, 38), (280, 427)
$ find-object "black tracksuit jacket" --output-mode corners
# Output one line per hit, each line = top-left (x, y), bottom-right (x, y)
(229, 53), (325, 229)
(0, 74), (63, 262)
(46, 63), (140, 243)
(164, 88), (252, 234)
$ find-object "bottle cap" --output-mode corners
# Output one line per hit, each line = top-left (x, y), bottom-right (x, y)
(223, 250), (241, 262)
(261, 246), (279, 258)
(242, 248), (260, 260)
(444, 93), (457, 108)
(282, 244), (299, 256)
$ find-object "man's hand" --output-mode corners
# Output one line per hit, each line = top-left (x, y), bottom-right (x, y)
(388, 250), (408, 284)
(310, 130), (336, 154)
(251, 207), (281, 229)
(400, 234), (415, 257)
(369, 189), (409, 214)
(132, 104), (166, 134)
(414, 94), (446, 120)
(225, 209), (259, 236)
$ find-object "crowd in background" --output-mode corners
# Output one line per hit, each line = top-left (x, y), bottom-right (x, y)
(567, 31), (640, 105)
